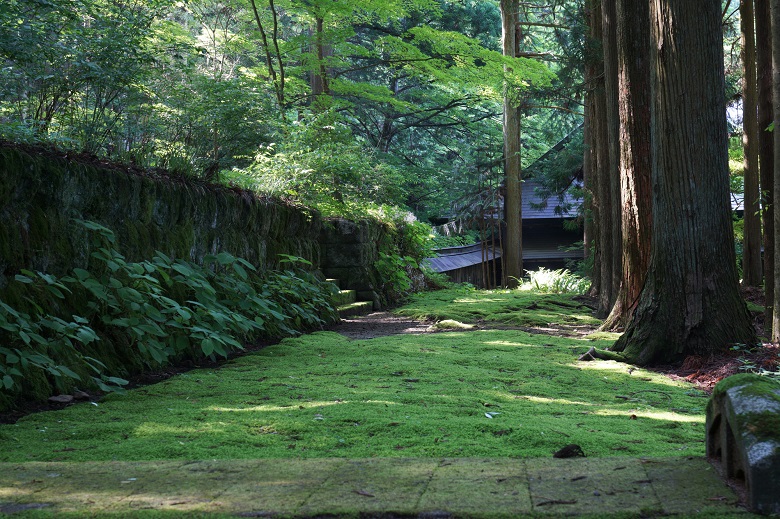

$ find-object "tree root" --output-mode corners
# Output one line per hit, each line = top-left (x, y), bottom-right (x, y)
(578, 346), (629, 363)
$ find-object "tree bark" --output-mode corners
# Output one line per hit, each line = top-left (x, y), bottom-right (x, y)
(583, 0), (596, 284)
(587, 0), (609, 303)
(501, 0), (523, 287)
(756, 0), (775, 328)
(601, 0), (652, 331)
(771, 0), (780, 342)
(612, 0), (756, 365)
(600, 0), (622, 316)
(742, 0), (762, 287)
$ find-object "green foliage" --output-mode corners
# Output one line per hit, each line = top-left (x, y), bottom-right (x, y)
(372, 208), (439, 300)
(0, 0), (565, 224)
(375, 251), (417, 299)
(520, 268), (591, 295)
(227, 110), (409, 217)
(0, 220), (338, 404)
(429, 229), (480, 248)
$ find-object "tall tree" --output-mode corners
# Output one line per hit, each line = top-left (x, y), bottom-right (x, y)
(599, 0), (622, 316)
(742, 0), (762, 287)
(500, 0), (523, 287)
(771, 0), (780, 342)
(584, 0), (605, 299)
(601, 0), (652, 331)
(611, 0), (755, 365)
(756, 0), (775, 328)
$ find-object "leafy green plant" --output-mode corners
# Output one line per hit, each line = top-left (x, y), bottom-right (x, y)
(430, 230), (480, 248)
(0, 220), (338, 406)
(375, 251), (417, 300)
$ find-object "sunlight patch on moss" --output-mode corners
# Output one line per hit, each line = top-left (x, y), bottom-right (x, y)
(584, 331), (623, 341)
(508, 394), (598, 407)
(594, 409), (704, 423)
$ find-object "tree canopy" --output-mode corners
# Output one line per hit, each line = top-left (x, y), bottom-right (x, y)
(0, 0), (571, 221)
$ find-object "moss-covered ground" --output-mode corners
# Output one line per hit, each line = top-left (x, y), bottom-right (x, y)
(0, 287), (757, 517)
(395, 286), (602, 329)
(1, 289), (706, 462)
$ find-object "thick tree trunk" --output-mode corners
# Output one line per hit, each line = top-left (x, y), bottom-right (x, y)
(771, 0), (780, 342)
(742, 0), (762, 287)
(587, 0), (610, 306)
(501, 0), (523, 287)
(601, 0), (652, 331)
(757, 0), (775, 328)
(612, 0), (755, 365)
(601, 0), (622, 316)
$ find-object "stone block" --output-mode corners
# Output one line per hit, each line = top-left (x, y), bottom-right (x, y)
(321, 218), (377, 245)
(323, 243), (376, 268)
(323, 267), (378, 292)
(706, 373), (780, 515)
(357, 290), (381, 310)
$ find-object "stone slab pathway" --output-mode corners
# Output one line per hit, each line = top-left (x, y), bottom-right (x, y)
(0, 456), (756, 517)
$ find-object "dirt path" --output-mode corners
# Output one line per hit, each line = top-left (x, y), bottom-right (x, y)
(327, 311), (436, 339)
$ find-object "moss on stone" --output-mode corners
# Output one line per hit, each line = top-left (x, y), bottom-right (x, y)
(743, 411), (780, 439)
(712, 373), (780, 398)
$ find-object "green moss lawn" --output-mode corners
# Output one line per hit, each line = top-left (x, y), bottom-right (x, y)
(0, 288), (709, 462)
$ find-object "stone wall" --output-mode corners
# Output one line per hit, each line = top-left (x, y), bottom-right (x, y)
(0, 143), (323, 302)
(320, 218), (389, 309)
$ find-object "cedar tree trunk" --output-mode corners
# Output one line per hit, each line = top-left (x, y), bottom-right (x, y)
(771, 0), (780, 342)
(612, 0), (755, 365)
(601, 0), (622, 315)
(757, 0), (775, 328)
(501, 0), (523, 287)
(601, 0), (652, 331)
(742, 0), (762, 287)
(587, 0), (610, 303)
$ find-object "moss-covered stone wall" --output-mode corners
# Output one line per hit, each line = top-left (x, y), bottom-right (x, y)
(320, 218), (390, 308)
(0, 143), (323, 300)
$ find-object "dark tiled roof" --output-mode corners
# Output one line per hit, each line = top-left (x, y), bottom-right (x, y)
(426, 243), (501, 273)
(522, 179), (580, 220)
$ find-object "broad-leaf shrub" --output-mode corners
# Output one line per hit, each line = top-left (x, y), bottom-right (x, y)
(0, 221), (338, 405)
(373, 209), (437, 301)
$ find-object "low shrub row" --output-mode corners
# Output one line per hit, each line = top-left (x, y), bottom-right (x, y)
(0, 220), (339, 411)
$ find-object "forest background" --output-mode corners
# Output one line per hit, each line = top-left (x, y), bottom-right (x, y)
(0, 0), (596, 224)
(0, 1), (767, 360)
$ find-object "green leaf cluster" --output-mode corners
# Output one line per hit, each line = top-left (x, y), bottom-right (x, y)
(0, 220), (338, 407)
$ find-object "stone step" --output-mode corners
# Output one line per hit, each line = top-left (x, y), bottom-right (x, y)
(327, 278), (374, 318)
(337, 300), (374, 318)
(331, 289), (357, 307)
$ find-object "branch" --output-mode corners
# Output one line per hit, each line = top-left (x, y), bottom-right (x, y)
(269, 0), (285, 106)
(249, 0), (283, 108)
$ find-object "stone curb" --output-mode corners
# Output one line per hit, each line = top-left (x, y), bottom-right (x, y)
(0, 457), (755, 517)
